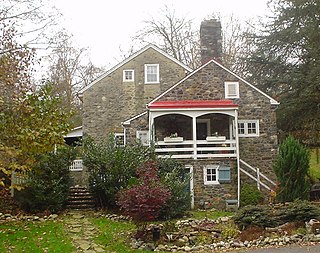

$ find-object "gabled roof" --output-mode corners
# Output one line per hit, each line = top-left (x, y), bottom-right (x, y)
(122, 111), (148, 126)
(149, 100), (238, 109)
(64, 126), (82, 138)
(148, 59), (280, 106)
(78, 44), (193, 95)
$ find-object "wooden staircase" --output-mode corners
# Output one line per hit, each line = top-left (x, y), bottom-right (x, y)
(66, 186), (95, 210)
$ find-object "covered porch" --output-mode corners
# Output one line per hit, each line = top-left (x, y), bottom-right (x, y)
(148, 100), (239, 159)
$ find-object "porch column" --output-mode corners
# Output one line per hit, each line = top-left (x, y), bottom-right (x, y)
(235, 109), (241, 207)
(192, 116), (197, 159)
(148, 112), (154, 146)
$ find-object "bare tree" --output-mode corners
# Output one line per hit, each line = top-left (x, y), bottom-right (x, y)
(0, 0), (61, 52)
(46, 31), (104, 120)
(134, 5), (201, 69)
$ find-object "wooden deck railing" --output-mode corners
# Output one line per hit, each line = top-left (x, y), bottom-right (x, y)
(155, 139), (237, 159)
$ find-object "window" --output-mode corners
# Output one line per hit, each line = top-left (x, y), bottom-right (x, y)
(145, 64), (159, 84)
(123, 70), (134, 82)
(238, 120), (259, 137)
(136, 130), (149, 146)
(204, 165), (219, 185)
(114, 133), (125, 146)
(203, 164), (231, 185)
(225, 81), (239, 99)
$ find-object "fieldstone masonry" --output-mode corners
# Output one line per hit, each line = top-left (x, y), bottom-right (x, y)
(83, 47), (189, 139)
(81, 19), (278, 209)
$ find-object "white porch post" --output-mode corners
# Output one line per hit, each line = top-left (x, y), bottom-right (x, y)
(235, 109), (241, 207)
(192, 116), (197, 159)
(148, 112), (154, 146)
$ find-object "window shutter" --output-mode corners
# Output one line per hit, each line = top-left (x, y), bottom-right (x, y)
(218, 165), (231, 183)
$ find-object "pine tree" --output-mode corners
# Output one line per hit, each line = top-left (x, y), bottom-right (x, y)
(273, 136), (311, 202)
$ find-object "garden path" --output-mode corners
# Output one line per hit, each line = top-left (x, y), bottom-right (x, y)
(63, 211), (105, 253)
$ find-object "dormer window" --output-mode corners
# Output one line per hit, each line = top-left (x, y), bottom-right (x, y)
(145, 64), (159, 84)
(225, 81), (239, 99)
(123, 70), (134, 82)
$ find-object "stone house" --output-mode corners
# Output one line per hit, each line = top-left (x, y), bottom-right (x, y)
(72, 19), (279, 209)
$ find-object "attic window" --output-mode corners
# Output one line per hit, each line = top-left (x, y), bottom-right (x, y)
(225, 81), (239, 99)
(145, 64), (159, 84)
(123, 70), (134, 82)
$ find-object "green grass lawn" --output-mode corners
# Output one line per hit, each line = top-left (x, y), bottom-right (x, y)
(186, 210), (233, 220)
(92, 218), (154, 253)
(309, 148), (320, 182)
(0, 220), (74, 253)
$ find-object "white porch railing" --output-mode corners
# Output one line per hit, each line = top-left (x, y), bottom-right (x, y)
(240, 159), (276, 191)
(69, 159), (83, 171)
(155, 140), (237, 159)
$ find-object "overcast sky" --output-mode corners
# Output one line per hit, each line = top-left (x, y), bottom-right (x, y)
(52, 0), (270, 68)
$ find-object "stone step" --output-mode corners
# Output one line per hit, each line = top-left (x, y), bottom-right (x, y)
(65, 204), (95, 210)
(67, 186), (95, 210)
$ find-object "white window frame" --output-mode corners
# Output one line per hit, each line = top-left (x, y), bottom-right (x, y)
(114, 133), (125, 146)
(123, 69), (134, 82)
(225, 81), (240, 99)
(136, 130), (149, 146)
(145, 64), (159, 84)
(238, 120), (260, 137)
(203, 165), (219, 185)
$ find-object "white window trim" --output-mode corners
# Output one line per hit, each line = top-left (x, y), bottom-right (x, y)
(114, 133), (125, 146)
(145, 64), (159, 84)
(238, 120), (260, 137)
(203, 165), (220, 185)
(136, 130), (149, 146)
(225, 81), (240, 99)
(123, 69), (134, 82)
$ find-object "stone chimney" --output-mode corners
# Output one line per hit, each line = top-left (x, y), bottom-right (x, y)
(200, 19), (222, 64)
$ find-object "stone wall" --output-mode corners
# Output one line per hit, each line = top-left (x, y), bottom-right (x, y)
(82, 47), (188, 139)
(184, 159), (238, 209)
(124, 61), (278, 207)
(157, 61), (278, 181)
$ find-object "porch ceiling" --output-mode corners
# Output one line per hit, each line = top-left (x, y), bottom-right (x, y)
(148, 100), (238, 109)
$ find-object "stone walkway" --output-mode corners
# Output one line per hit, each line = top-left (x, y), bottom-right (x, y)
(63, 211), (105, 253)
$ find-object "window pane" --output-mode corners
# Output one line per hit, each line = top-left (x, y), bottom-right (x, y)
(228, 84), (237, 95)
(146, 65), (158, 83)
(238, 123), (245, 134)
(248, 122), (256, 134)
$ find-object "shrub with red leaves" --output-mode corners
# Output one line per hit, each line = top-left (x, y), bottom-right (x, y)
(117, 161), (171, 221)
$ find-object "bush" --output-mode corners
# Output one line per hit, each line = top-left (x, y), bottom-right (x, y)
(273, 136), (311, 202)
(157, 158), (191, 219)
(276, 200), (320, 223)
(83, 135), (153, 207)
(234, 205), (276, 229)
(240, 184), (264, 207)
(117, 162), (171, 221)
(16, 146), (76, 212)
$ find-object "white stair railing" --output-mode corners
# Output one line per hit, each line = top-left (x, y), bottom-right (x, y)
(240, 159), (276, 191)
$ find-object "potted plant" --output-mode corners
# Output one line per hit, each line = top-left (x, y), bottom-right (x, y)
(206, 132), (226, 142)
(164, 132), (184, 143)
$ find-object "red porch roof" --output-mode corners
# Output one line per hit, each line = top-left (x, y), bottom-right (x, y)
(148, 100), (238, 109)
